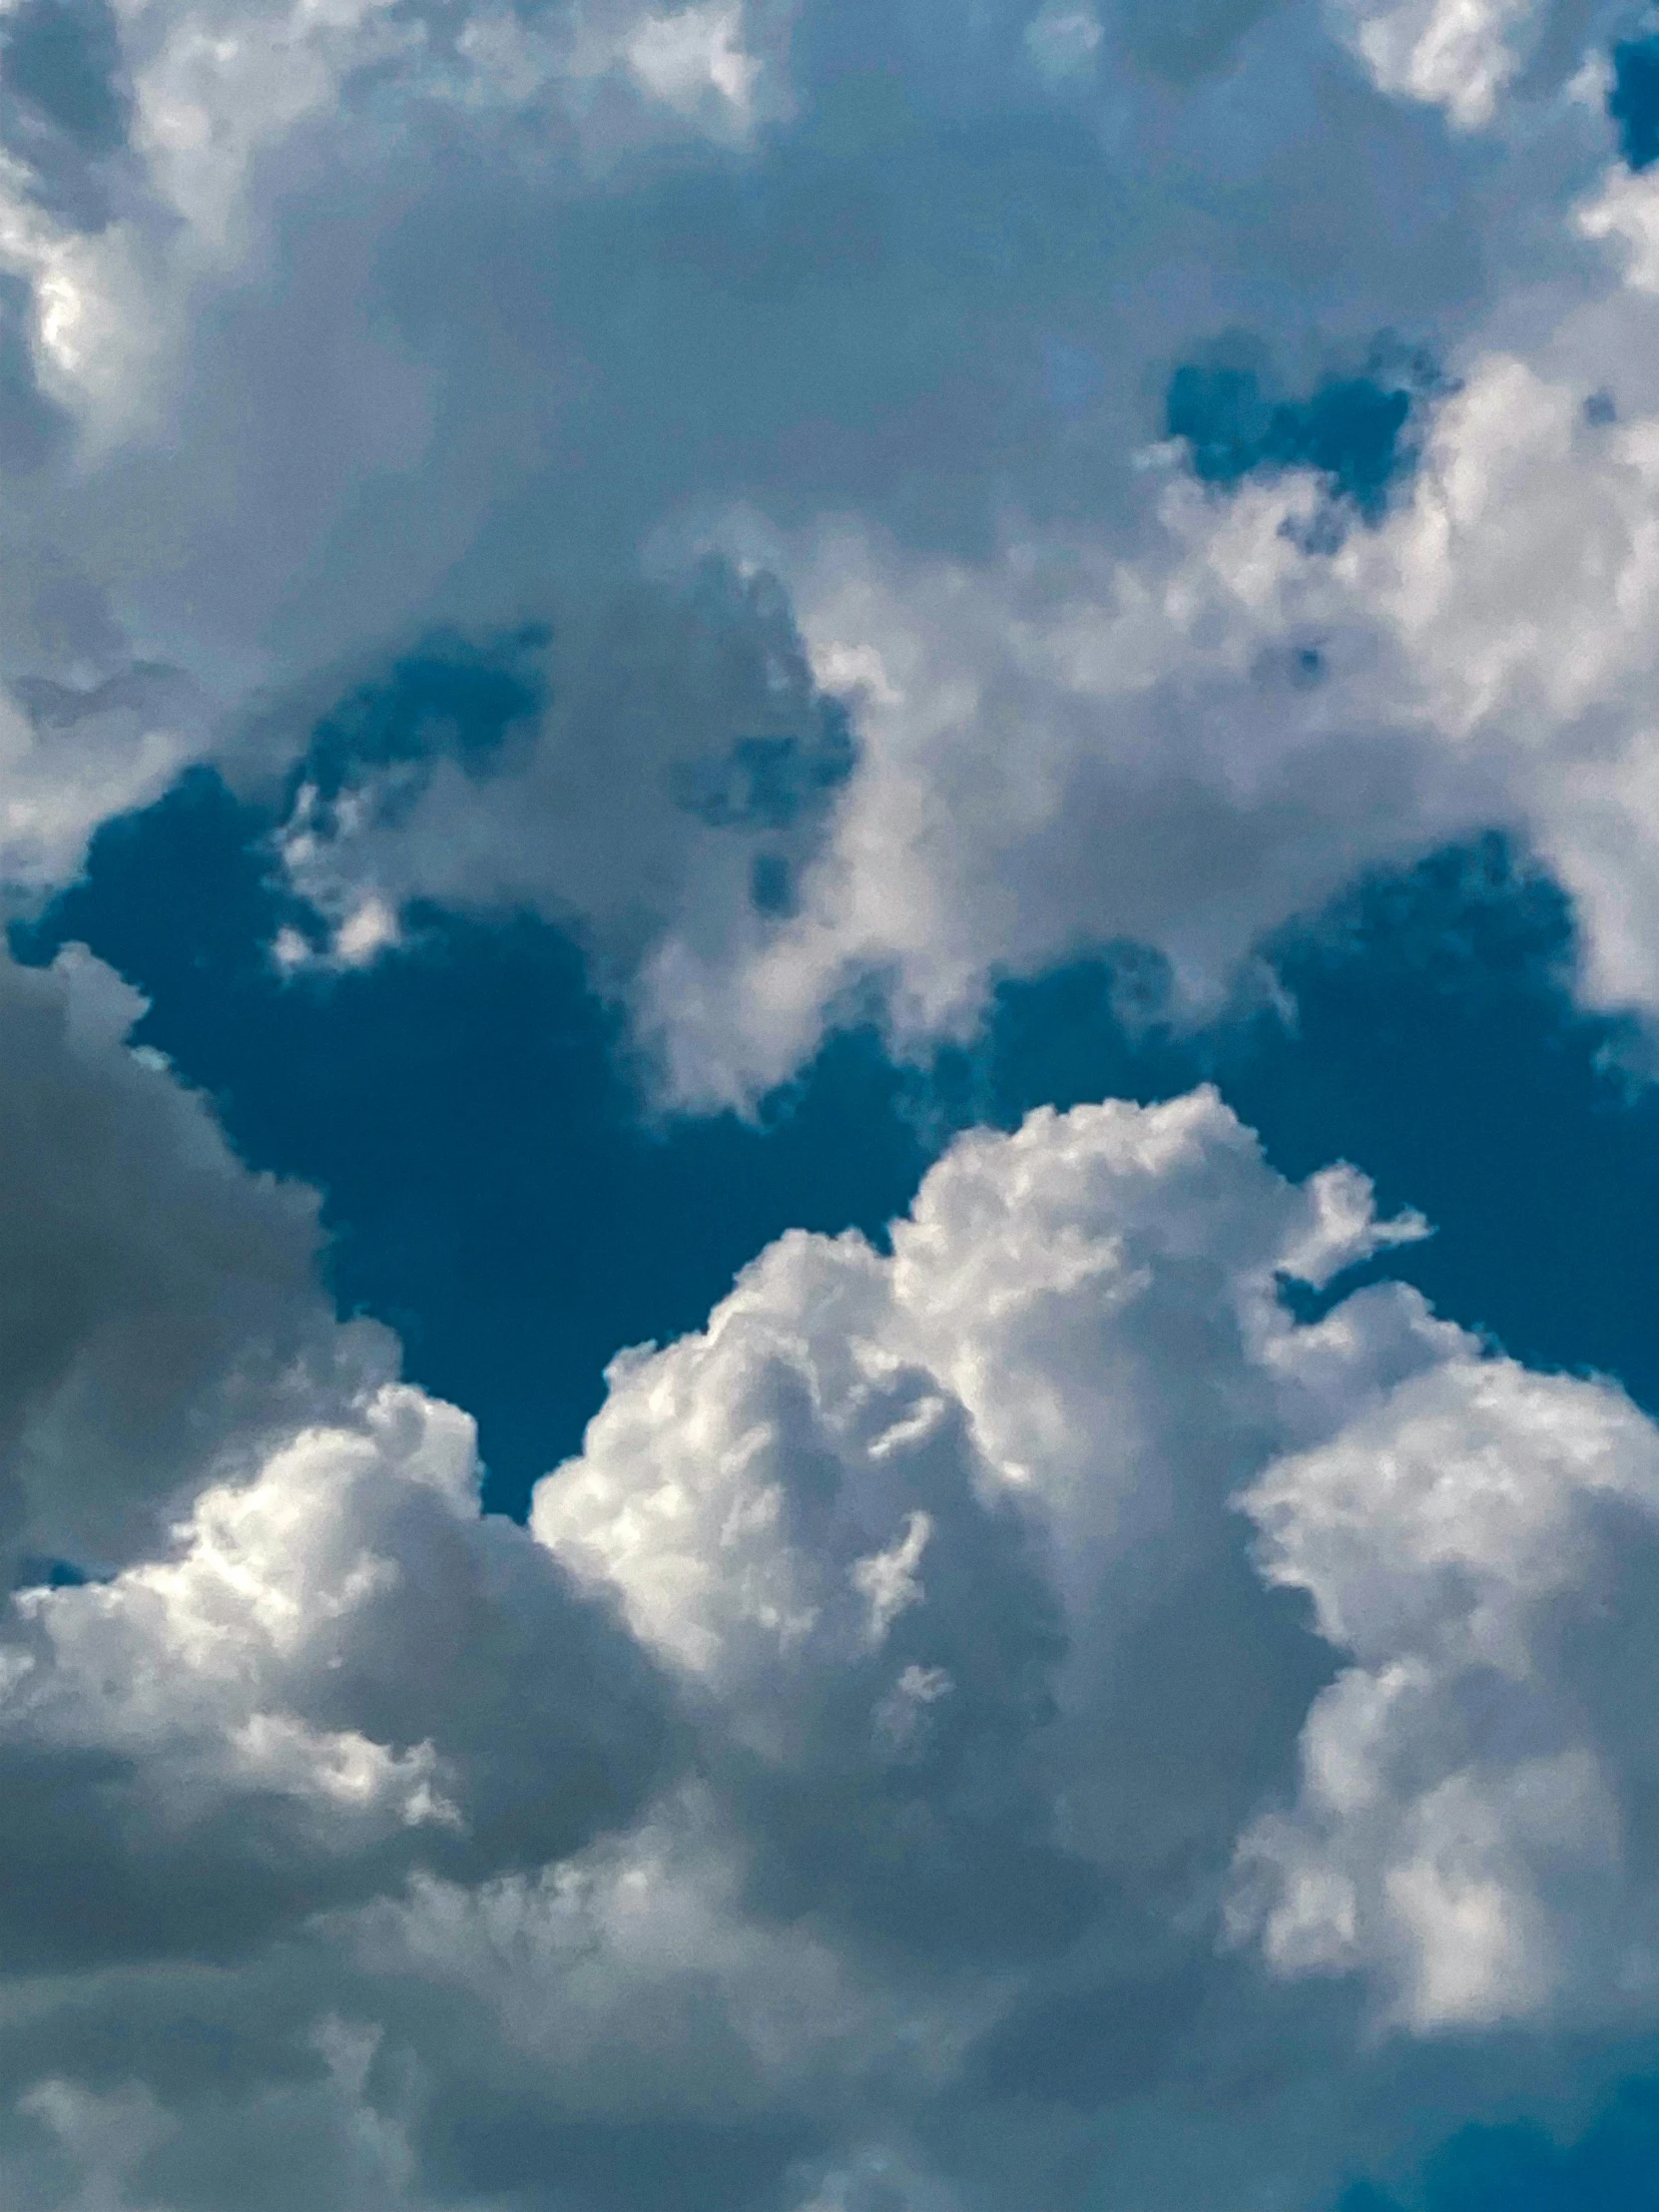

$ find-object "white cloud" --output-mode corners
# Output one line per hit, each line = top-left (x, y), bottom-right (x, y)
(0, 0), (1650, 1144)
(1233, 1354), (1659, 2029)
(90, 0), (1659, 1112)
(0, 661), (206, 889)
(0, 1375), (671, 1972)
(1330, 0), (1544, 128)
(1024, 1), (1102, 83)
(223, 87), (1659, 1107)
(626, 4), (763, 125)
(0, 0), (1613, 976)
(616, 267), (1659, 1098)
(530, 1087), (1450, 1943)
(3, 1043), (1659, 2202)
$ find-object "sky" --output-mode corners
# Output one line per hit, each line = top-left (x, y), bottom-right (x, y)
(17, 0), (1659, 2205)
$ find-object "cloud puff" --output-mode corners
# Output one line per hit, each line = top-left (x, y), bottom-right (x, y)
(0, 0), (1645, 1098)
(1234, 1354), (1659, 2032)
(0, 938), (365, 1570)
(618, 263), (1659, 1098)
(514, 1090), (1659, 2201)
(529, 1090), (1439, 1975)
(0, 1380), (672, 1971)
(0, 932), (673, 1969)
(119, 0), (1659, 1109)
(1331, 0), (1545, 129)
(8, 1053), (1659, 2204)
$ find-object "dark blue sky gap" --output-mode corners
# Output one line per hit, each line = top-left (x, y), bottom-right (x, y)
(17, 781), (1659, 1524)
(291, 623), (551, 819)
(1611, 34), (1659, 174)
(1163, 346), (1436, 520)
(13, 570), (1659, 1529)
(1341, 2075), (1659, 2212)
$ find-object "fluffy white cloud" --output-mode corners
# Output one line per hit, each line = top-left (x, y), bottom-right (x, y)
(529, 1089), (1448, 1976)
(619, 227), (1659, 1098)
(171, 0), (1659, 1108)
(0, 1379), (671, 1969)
(0, 933), (672, 1967)
(0, 0), (1638, 1058)
(517, 1096), (1659, 2198)
(6, 1063), (1659, 2205)
(1233, 1354), (1659, 2032)
(1330, 0), (1544, 128)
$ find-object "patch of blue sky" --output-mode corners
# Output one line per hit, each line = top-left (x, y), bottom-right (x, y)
(1164, 342), (1442, 520)
(1341, 2075), (1659, 2212)
(13, 768), (927, 1518)
(291, 625), (551, 817)
(24, 767), (1659, 1531)
(1611, 33), (1659, 173)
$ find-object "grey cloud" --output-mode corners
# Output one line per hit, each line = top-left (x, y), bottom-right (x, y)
(0, 0), (132, 230)
(276, 560), (859, 986)
(12, 661), (197, 731)
(0, 943), (680, 1986)
(0, 942), (363, 1570)
(0, 0), (1533, 830)
(0, 274), (68, 472)
(0, 1386), (675, 1973)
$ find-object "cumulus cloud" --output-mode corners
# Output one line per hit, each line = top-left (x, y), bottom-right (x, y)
(1233, 1354), (1659, 2032)
(19, 2), (1659, 2191)
(0, 1380), (672, 1969)
(616, 231), (1659, 1097)
(529, 1089), (1444, 1975)
(77, 0), (1659, 1107)
(0, 0), (1648, 1097)
(0, 920), (686, 2191)
(7, 1028), (1659, 2204)
(514, 1091), (1659, 2201)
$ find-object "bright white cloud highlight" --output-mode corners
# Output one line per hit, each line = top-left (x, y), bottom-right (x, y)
(4, 996), (1659, 2204)
(1331, 0), (1543, 128)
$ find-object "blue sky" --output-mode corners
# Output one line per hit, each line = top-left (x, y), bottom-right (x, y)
(23, 779), (1659, 1530)
(11, 1), (1659, 2207)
